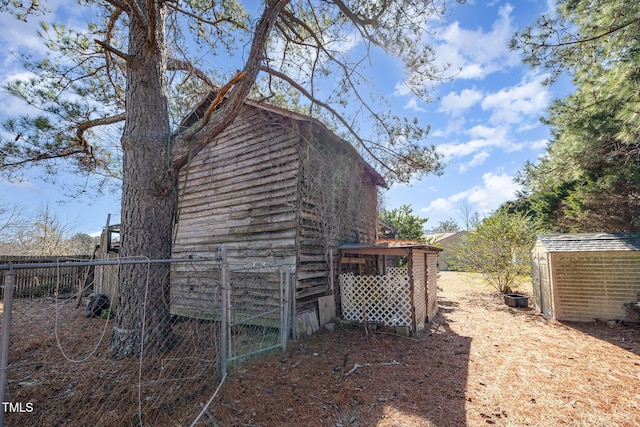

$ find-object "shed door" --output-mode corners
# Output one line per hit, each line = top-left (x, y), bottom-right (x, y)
(537, 254), (553, 317)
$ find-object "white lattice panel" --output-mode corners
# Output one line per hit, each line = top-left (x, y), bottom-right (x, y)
(339, 271), (412, 327)
(386, 267), (407, 278)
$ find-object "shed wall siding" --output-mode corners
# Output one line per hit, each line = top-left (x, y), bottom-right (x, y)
(531, 250), (554, 317)
(426, 252), (439, 320)
(411, 250), (426, 331)
(171, 105), (381, 321)
(551, 252), (640, 321)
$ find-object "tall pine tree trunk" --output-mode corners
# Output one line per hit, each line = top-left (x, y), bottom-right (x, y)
(110, 2), (175, 359)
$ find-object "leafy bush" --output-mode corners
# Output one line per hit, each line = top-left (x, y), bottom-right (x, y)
(450, 211), (537, 294)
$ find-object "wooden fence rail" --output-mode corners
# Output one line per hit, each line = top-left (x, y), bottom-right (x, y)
(0, 256), (93, 299)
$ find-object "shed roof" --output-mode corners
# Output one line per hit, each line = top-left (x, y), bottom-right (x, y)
(339, 240), (442, 255)
(535, 233), (640, 253)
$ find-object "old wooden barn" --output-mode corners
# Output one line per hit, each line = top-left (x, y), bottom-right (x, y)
(531, 233), (640, 322)
(170, 96), (385, 335)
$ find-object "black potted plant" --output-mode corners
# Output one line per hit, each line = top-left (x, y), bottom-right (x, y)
(503, 293), (529, 308)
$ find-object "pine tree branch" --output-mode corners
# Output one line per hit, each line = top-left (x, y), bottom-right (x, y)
(95, 39), (134, 62)
(171, 0), (290, 171)
(166, 57), (215, 88)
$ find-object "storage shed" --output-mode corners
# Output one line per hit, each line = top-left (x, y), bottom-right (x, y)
(170, 96), (385, 334)
(531, 233), (640, 322)
(338, 241), (442, 333)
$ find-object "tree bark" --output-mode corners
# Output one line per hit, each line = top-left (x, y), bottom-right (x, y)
(109, 0), (289, 358)
(110, 1), (175, 359)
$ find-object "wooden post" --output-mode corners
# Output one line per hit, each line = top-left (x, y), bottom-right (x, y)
(281, 266), (290, 350)
(0, 268), (16, 427)
(329, 251), (334, 292)
(219, 246), (228, 381)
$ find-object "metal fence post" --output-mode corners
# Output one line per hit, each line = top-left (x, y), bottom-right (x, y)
(219, 246), (228, 381)
(0, 268), (16, 427)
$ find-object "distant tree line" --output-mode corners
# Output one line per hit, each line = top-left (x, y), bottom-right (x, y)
(0, 203), (95, 256)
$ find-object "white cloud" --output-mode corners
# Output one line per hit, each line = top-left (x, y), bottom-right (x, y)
(458, 151), (490, 172)
(467, 124), (498, 139)
(439, 88), (483, 117)
(0, 178), (41, 193)
(530, 139), (548, 150)
(393, 81), (412, 97)
(481, 74), (551, 125)
(421, 171), (521, 220)
(434, 3), (519, 81)
(437, 138), (493, 158)
(404, 98), (426, 112)
(436, 124), (524, 159)
(466, 171), (521, 214)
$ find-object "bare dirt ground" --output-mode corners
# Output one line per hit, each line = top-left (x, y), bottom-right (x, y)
(3, 272), (640, 426)
(209, 272), (640, 427)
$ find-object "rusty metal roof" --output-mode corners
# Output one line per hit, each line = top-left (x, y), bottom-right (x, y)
(339, 240), (442, 253)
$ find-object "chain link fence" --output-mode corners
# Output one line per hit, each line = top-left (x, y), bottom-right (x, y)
(0, 252), (292, 426)
(227, 263), (292, 364)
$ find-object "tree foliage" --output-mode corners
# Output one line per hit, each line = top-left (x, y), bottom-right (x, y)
(380, 204), (427, 242)
(450, 210), (537, 294)
(0, 0), (457, 187)
(1, 0), (462, 357)
(431, 217), (460, 233)
(0, 203), (95, 256)
(511, 0), (640, 232)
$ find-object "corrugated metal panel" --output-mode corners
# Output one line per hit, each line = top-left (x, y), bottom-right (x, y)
(551, 252), (640, 321)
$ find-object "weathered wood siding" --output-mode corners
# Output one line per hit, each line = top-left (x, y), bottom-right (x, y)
(296, 133), (379, 302)
(411, 250), (426, 331)
(410, 250), (439, 330)
(171, 104), (381, 321)
(551, 252), (640, 322)
(426, 252), (439, 320)
(171, 106), (300, 318)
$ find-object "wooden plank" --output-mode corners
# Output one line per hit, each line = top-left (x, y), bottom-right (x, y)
(318, 295), (336, 326)
(295, 310), (320, 338)
(340, 257), (366, 265)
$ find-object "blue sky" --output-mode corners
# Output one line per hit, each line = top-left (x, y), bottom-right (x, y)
(0, 0), (570, 235)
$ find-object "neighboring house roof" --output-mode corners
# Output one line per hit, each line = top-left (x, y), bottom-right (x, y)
(179, 92), (387, 188)
(535, 233), (640, 252)
(424, 231), (467, 244)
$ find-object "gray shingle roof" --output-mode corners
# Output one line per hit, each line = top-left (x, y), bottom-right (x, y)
(536, 233), (640, 252)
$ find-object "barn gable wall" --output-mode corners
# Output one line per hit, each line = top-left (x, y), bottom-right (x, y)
(171, 103), (380, 321)
(171, 106), (301, 318)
